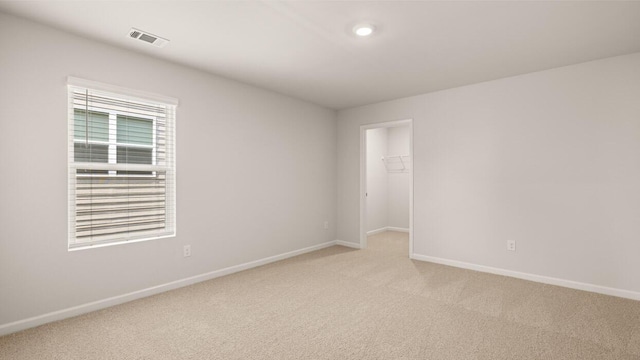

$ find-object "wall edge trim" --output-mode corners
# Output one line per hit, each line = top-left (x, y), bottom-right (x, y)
(335, 239), (362, 249)
(0, 240), (338, 336)
(366, 227), (387, 236)
(386, 227), (409, 233)
(366, 227), (410, 236)
(410, 253), (640, 301)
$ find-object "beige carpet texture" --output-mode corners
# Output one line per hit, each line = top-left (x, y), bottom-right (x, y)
(1, 231), (640, 359)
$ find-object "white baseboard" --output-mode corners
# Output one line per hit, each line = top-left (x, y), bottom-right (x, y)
(386, 227), (409, 233)
(366, 227), (410, 236)
(0, 240), (338, 337)
(335, 240), (362, 249)
(366, 227), (387, 236)
(410, 253), (640, 301)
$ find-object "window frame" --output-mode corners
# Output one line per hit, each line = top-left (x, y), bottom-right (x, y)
(67, 77), (178, 250)
(73, 106), (158, 177)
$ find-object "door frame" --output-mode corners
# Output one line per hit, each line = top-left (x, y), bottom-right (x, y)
(359, 119), (414, 256)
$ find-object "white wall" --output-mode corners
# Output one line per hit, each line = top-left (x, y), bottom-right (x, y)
(0, 13), (336, 328)
(337, 52), (640, 296)
(387, 126), (410, 230)
(365, 128), (388, 232)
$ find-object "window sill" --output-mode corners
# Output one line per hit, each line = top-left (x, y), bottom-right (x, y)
(68, 233), (176, 252)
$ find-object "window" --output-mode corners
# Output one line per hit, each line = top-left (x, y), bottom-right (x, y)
(68, 78), (176, 249)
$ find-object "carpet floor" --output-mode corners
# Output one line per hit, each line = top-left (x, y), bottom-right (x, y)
(1, 231), (640, 359)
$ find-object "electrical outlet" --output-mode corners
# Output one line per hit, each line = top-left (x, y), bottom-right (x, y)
(183, 245), (191, 257)
(323, 221), (329, 230)
(507, 240), (516, 252)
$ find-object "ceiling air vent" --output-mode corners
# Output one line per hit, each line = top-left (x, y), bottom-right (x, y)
(128, 28), (169, 48)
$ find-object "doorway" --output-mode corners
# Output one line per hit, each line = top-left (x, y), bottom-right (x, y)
(359, 119), (413, 256)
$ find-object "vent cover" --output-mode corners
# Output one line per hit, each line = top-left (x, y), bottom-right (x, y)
(128, 28), (169, 48)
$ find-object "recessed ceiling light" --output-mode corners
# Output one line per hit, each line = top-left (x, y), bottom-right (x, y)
(353, 24), (375, 37)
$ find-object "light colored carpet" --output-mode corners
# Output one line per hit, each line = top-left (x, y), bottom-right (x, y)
(2, 231), (640, 359)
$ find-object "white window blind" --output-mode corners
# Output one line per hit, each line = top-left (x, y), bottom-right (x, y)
(68, 79), (176, 249)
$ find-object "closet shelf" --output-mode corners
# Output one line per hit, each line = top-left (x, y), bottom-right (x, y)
(381, 155), (410, 173)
